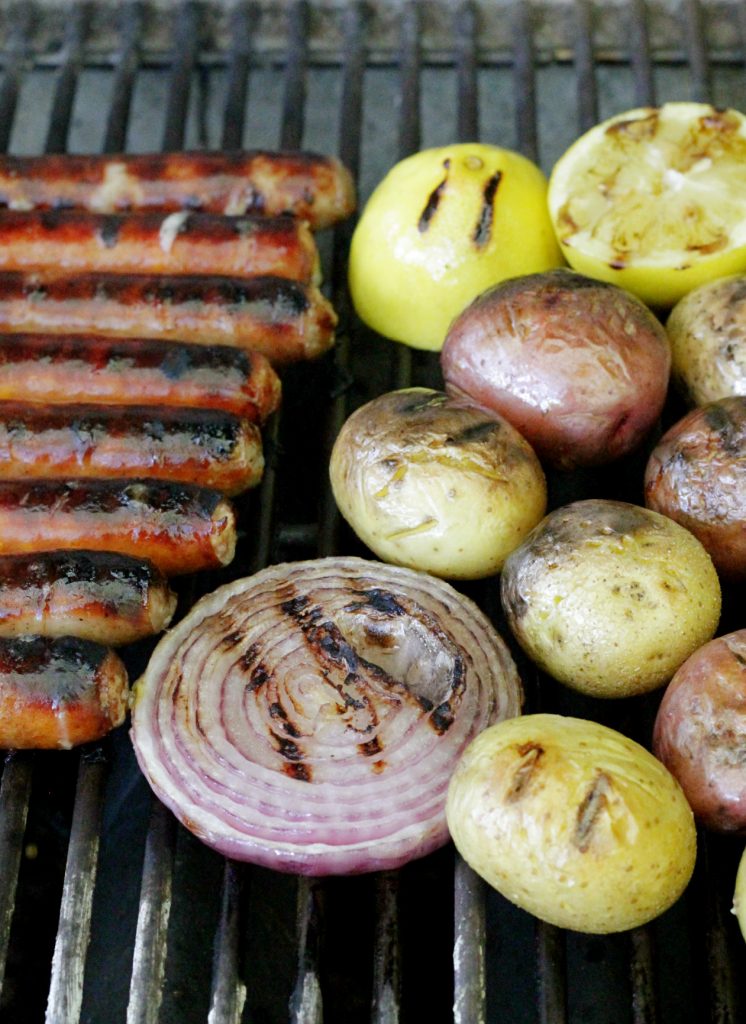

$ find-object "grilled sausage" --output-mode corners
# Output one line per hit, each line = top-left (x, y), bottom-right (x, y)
(0, 634), (128, 749)
(0, 209), (320, 282)
(0, 150), (356, 230)
(0, 273), (336, 364)
(0, 403), (264, 496)
(0, 335), (281, 422)
(0, 479), (236, 576)
(0, 550), (177, 645)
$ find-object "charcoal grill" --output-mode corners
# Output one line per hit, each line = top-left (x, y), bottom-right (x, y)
(1, 2), (745, 1022)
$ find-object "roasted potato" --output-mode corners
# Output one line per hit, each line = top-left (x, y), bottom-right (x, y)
(329, 388), (547, 579)
(440, 269), (671, 470)
(446, 713), (697, 934)
(653, 630), (746, 833)
(500, 499), (721, 698)
(644, 396), (746, 579)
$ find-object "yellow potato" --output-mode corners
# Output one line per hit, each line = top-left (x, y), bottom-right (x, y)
(329, 388), (547, 579)
(348, 143), (563, 351)
(446, 714), (697, 934)
(500, 499), (721, 698)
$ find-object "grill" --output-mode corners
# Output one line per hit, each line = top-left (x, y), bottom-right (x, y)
(0, 2), (745, 1022)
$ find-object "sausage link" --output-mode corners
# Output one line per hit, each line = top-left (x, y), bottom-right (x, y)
(0, 151), (356, 230)
(0, 273), (336, 365)
(0, 550), (177, 645)
(0, 403), (264, 496)
(0, 210), (319, 282)
(0, 335), (281, 422)
(0, 479), (236, 576)
(0, 635), (128, 749)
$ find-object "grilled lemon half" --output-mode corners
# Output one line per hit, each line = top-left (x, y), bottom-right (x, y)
(547, 102), (746, 308)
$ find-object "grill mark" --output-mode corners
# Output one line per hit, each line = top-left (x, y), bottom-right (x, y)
(417, 159), (450, 233)
(359, 736), (382, 758)
(574, 771), (612, 852)
(284, 762), (312, 782)
(99, 216), (121, 249)
(269, 701), (300, 737)
(505, 742), (544, 801)
(446, 420), (499, 445)
(472, 171), (502, 247)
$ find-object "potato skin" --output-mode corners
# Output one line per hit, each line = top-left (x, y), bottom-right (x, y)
(500, 499), (721, 698)
(329, 388), (547, 579)
(440, 269), (671, 470)
(653, 630), (746, 833)
(446, 713), (697, 934)
(667, 274), (746, 406)
(644, 397), (746, 579)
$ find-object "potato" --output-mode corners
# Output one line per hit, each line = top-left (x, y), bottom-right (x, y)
(446, 713), (697, 934)
(653, 630), (746, 833)
(440, 269), (671, 470)
(667, 274), (746, 405)
(733, 845), (746, 942)
(329, 388), (547, 579)
(500, 499), (721, 698)
(644, 397), (746, 579)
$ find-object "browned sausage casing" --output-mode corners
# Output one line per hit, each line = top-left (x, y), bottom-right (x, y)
(0, 479), (236, 576)
(0, 550), (177, 645)
(0, 151), (356, 230)
(0, 210), (319, 282)
(0, 635), (128, 749)
(0, 403), (264, 496)
(0, 273), (336, 365)
(0, 335), (281, 422)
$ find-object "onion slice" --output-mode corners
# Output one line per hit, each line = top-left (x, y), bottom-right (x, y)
(130, 556), (522, 875)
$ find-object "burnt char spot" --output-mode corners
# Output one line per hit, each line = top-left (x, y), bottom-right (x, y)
(269, 702), (300, 737)
(313, 625), (360, 673)
(281, 594), (311, 618)
(99, 216), (121, 249)
(276, 735), (303, 761)
(221, 631), (243, 650)
(472, 170), (502, 247)
(359, 736), (383, 757)
(418, 159), (450, 233)
(284, 762), (312, 782)
(446, 420), (499, 445)
(505, 742), (544, 801)
(361, 589), (407, 617)
(247, 665), (269, 692)
(430, 702), (454, 734)
(704, 401), (744, 454)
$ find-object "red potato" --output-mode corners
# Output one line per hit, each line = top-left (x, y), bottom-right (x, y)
(644, 396), (746, 579)
(440, 269), (671, 470)
(653, 630), (746, 833)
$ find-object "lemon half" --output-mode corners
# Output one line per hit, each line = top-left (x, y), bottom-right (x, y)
(349, 143), (563, 351)
(547, 102), (746, 308)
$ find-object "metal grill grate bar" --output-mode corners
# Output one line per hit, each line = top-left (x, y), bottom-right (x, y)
(45, 4), (89, 154)
(103, 0), (144, 154)
(680, 0), (711, 101)
(0, 753), (33, 996)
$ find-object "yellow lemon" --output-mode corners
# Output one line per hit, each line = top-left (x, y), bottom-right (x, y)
(348, 143), (564, 351)
(548, 102), (746, 308)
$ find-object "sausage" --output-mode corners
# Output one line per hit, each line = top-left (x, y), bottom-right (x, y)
(0, 403), (264, 496)
(0, 634), (128, 749)
(0, 335), (281, 422)
(0, 550), (177, 645)
(0, 273), (336, 365)
(0, 209), (320, 282)
(0, 479), (236, 576)
(0, 150), (356, 230)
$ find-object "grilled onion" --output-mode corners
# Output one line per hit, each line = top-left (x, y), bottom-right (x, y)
(130, 556), (522, 875)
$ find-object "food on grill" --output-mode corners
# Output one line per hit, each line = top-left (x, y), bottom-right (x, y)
(440, 269), (671, 470)
(653, 630), (746, 833)
(0, 209), (319, 282)
(0, 479), (236, 577)
(500, 499), (721, 698)
(0, 634), (128, 749)
(446, 713), (697, 934)
(666, 274), (746, 405)
(131, 556), (523, 875)
(0, 403), (264, 496)
(644, 397), (746, 578)
(0, 272), (337, 365)
(0, 334), (281, 421)
(329, 388), (546, 579)
(734, 847), (746, 942)
(0, 550), (176, 645)
(0, 150), (356, 230)
(348, 142), (562, 351)
(547, 102), (746, 307)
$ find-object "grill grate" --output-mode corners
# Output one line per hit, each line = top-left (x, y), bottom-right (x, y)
(0, 3), (745, 1022)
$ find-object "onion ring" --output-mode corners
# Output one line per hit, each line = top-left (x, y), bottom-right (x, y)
(130, 556), (522, 875)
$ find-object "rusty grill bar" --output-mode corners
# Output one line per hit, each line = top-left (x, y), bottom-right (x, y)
(0, 2), (745, 1022)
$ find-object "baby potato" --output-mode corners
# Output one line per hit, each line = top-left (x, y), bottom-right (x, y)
(329, 388), (547, 580)
(500, 499), (721, 698)
(441, 269), (671, 470)
(654, 630), (746, 833)
(667, 274), (746, 405)
(446, 713), (697, 934)
(644, 396), (746, 579)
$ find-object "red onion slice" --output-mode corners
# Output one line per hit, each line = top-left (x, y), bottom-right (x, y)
(130, 556), (522, 875)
